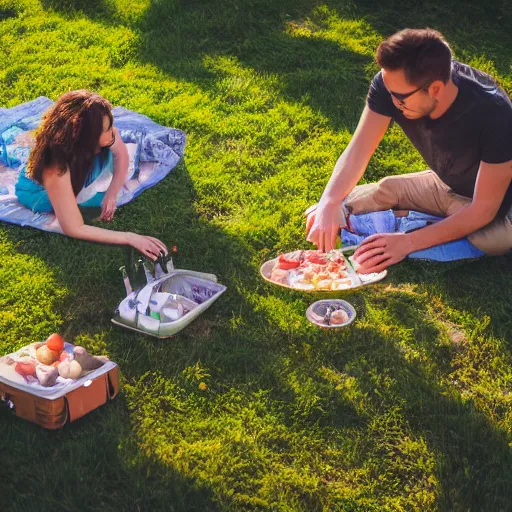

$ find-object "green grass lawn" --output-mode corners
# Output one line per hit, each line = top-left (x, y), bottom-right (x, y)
(1, 0), (512, 510)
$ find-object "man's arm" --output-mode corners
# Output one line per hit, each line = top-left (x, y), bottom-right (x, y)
(306, 106), (391, 251)
(408, 160), (512, 250)
(354, 160), (512, 272)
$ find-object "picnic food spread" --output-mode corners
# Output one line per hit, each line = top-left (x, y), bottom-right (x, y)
(0, 333), (119, 429)
(269, 250), (352, 290)
(262, 249), (386, 291)
(0, 333), (109, 389)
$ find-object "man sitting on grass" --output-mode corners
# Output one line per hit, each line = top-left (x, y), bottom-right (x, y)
(305, 28), (512, 272)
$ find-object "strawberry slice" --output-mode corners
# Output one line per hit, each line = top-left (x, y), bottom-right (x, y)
(278, 254), (301, 270)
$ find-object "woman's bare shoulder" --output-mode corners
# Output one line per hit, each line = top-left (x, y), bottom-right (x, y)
(41, 165), (70, 186)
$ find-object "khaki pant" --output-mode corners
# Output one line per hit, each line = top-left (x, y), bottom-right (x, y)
(344, 170), (512, 256)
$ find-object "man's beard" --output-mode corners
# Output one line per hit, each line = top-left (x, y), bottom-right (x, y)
(423, 97), (438, 116)
(402, 97), (438, 118)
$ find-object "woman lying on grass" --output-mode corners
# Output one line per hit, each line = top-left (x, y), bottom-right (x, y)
(15, 90), (168, 260)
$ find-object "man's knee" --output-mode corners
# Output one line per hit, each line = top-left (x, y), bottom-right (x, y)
(468, 218), (512, 256)
(345, 176), (403, 214)
(372, 175), (402, 205)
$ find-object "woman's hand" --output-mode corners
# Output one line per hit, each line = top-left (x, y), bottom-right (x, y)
(353, 233), (413, 273)
(126, 233), (168, 260)
(100, 189), (118, 221)
(305, 201), (346, 252)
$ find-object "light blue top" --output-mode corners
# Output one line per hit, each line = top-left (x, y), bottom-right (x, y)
(15, 150), (113, 212)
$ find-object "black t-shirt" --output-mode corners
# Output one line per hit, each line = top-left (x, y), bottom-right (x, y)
(367, 61), (512, 217)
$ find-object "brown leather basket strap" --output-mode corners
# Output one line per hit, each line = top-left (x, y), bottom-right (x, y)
(65, 375), (108, 423)
(106, 366), (120, 400)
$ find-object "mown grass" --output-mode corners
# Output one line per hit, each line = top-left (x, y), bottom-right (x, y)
(1, 1), (511, 510)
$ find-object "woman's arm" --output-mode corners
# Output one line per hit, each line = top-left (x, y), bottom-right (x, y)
(101, 127), (129, 221)
(43, 167), (167, 259)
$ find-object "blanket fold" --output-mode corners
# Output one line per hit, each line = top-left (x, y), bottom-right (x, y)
(342, 210), (485, 262)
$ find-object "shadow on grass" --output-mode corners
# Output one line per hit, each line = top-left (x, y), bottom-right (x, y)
(138, 0), (375, 130)
(40, 0), (375, 130)
(390, 257), (512, 347)
(258, 273), (512, 509)
(321, 312), (512, 510)
(0, 394), (220, 512)
(237, 280), (512, 509)
(0, 163), (261, 512)
(1, 162), (359, 509)
(340, 0), (512, 78)
(41, 0), (117, 22)
(41, 0), (512, 130)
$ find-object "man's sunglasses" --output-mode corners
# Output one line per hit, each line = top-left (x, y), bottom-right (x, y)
(389, 82), (430, 102)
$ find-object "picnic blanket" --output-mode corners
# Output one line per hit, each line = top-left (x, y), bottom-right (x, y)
(342, 210), (486, 261)
(0, 97), (186, 233)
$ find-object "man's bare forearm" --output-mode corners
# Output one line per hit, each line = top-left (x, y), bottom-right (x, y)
(320, 107), (391, 207)
(320, 148), (371, 206)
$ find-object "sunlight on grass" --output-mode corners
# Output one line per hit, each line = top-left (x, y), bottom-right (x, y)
(285, 5), (382, 58)
(0, 232), (67, 352)
(125, 370), (440, 509)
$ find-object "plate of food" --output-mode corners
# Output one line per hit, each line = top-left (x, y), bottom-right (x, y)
(260, 247), (386, 291)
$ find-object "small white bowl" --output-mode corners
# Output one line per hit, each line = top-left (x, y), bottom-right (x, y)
(306, 299), (356, 329)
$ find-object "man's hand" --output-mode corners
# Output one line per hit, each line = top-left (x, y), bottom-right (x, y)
(353, 232), (413, 273)
(305, 202), (346, 252)
(100, 189), (118, 222)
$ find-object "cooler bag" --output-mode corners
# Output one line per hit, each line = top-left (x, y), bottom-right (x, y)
(0, 343), (119, 430)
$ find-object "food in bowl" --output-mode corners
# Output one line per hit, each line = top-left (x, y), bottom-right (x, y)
(306, 299), (356, 328)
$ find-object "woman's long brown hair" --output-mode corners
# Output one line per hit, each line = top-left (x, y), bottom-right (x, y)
(27, 90), (113, 195)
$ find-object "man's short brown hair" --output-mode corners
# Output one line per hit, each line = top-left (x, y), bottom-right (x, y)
(376, 28), (452, 86)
